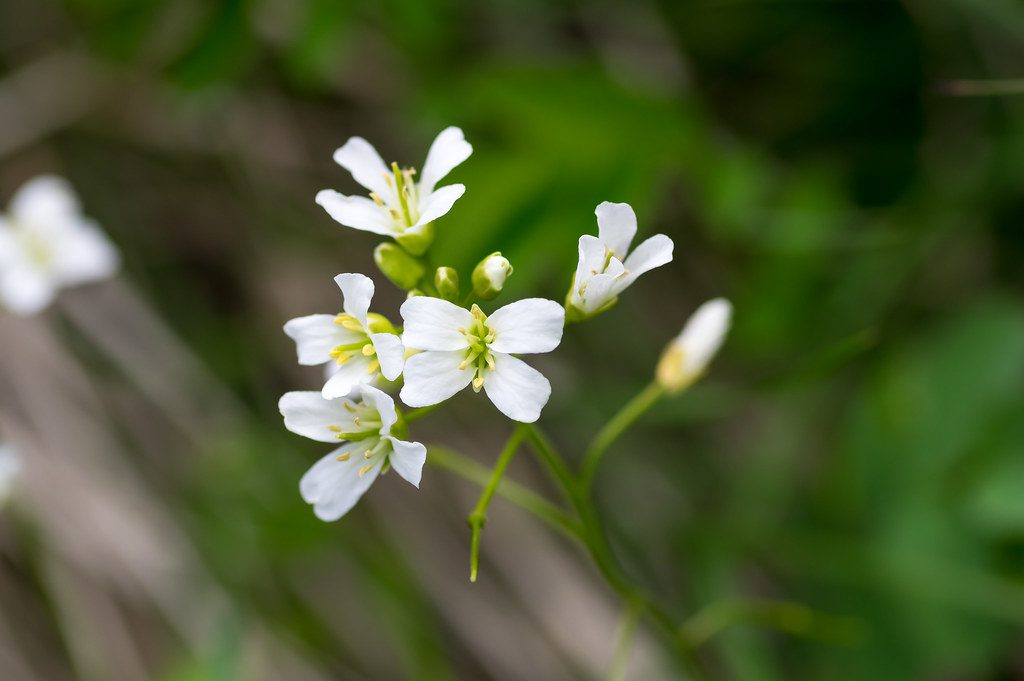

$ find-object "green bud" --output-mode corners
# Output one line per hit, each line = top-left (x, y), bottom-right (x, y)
(365, 312), (395, 334)
(471, 252), (513, 301)
(395, 222), (435, 256)
(374, 242), (425, 291)
(434, 267), (460, 302)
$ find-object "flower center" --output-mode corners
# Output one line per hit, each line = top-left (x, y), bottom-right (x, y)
(329, 313), (381, 374)
(457, 304), (496, 393)
(370, 162), (420, 230)
(13, 223), (53, 269)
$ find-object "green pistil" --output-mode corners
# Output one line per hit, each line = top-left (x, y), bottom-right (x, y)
(459, 305), (497, 392)
(391, 161), (415, 227)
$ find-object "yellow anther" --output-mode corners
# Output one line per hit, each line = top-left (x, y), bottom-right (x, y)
(342, 402), (356, 413)
(485, 354), (495, 371)
(472, 376), (484, 392)
(366, 359), (380, 374)
(361, 344), (376, 356)
(359, 463), (374, 477)
(336, 452), (350, 461)
(364, 450), (374, 459)
(383, 173), (394, 188)
(389, 209), (401, 221)
(369, 192), (385, 207)
(327, 425), (342, 433)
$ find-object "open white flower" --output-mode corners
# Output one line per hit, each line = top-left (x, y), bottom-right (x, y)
(656, 298), (732, 392)
(315, 127), (472, 254)
(0, 175), (119, 316)
(0, 444), (21, 506)
(399, 297), (564, 423)
(281, 385), (426, 521)
(284, 273), (405, 399)
(566, 201), (673, 320)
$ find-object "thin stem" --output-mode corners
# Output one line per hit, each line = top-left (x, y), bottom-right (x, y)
(404, 404), (440, 423)
(581, 382), (665, 491)
(680, 598), (864, 648)
(426, 445), (581, 542)
(467, 427), (527, 582)
(606, 600), (642, 681)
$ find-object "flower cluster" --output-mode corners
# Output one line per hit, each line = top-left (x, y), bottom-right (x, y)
(282, 127), (732, 521)
(0, 176), (119, 316)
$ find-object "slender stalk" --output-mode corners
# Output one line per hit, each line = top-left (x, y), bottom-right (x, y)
(404, 404), (441, 423)
(606, 600), (642, 681)
(581, 382), (664, 490)
(681, 598), (864, 648)
(466, 427), (527, 582)
(426, 446), (581, 542)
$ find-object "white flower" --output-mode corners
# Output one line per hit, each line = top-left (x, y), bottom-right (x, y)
(0, 175), (119, 316)
(566, 201), (673, 320)
(284, 273), (405, 399)
(0, 444), (20, 505)
(656, 298), (732, 392)
(281, 385), (426, 521)
(399, 297), (564, 423)
(315, 127), (472, 254)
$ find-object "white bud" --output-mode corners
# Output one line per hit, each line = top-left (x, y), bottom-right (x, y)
(656, 298), (732, 392)
(472, 252), (513, 300)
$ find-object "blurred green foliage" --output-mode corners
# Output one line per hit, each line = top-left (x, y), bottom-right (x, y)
(2, 0), (1023, 679)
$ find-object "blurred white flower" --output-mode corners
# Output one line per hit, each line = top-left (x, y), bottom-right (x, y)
(284, 273), (405, 400)
(656, 298), (732, 392)
(399, 297), (564, 423)
(566, 201), (673, 320)
(0, 175), (119, 316)
(280, 384), (426, 521)
(315, 127), (472, 254)
(0, 444), (21, 505)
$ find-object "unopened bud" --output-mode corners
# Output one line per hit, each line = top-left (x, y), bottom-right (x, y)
(395, 222), (435, 256)
(471, 252), (512, 301)
(434, 267), (460, 302)
(656, 298), (732, 393)
(374, 242), (425, 291)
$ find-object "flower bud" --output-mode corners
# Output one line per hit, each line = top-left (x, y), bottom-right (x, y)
(374, 242), (425, 291)
(471, 252), (513, 301)
(656, 298), (732, 393)
(434, 267), (460, 302)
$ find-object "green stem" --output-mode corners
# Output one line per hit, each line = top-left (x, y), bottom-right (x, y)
(607, 600), (642, 681)
(467, 427), (527, 582)
(404, 404), (440, 423)
(580, 382), (665, 491)
(426, 446), (581, 542)
(680, 598), (864, 648)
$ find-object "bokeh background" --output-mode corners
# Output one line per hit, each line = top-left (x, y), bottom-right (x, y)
(1, 0), (1023, 679)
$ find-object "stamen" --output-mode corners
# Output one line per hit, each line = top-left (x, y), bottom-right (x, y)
(366, 359), (380, 374)
(369, 192), (385, 207)
(472, 376), (485, 392)
(336, 452), (350, 461)
(359, 463), (374, 477)
(327, 425), (342, 433)
(361, 344), (376, 356)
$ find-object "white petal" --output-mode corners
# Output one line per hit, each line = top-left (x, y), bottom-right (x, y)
(413, 183), (465, 227)
(418, 127), (473, 196)
(321, 355), (375, 399)
(9, 175), (80, 225)
(400, 296), (472, 351)
(51, 219), (119, 285)
(487, 298), (565, 354)
(571, 235), (606, 300)
(335, 272), (374, 328)
(576, 271), (620, 315)
(483, 353), (551, 423)
(0, 265), (56, 316)
(385, 436), (427, 488)
(316, 190), (397, 236)
(356, 383), (398, 435)
(283, 314), (354, 366)
(399, 350), (474, 407)
(332, 137), (391, 197)
(300, 445), (382, 521)
(595, 201), (637, 258)
(279, 391), (355, 443)
(617, 234), (674, 292)
(370, 332), (405, 381)
(676, 298), (732, 374)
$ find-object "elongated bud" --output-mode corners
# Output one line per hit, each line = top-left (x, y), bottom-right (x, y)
(656, 298), (732, 393)
(434, 267), (460, 302)
(471, 252), (512, 301)
(374, 242), (425, 291)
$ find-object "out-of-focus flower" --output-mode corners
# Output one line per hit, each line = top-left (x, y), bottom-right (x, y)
(280, 384), (426, 521)
(399, 297), (564, 423)
(0, 444), (21, 505)
(566, 201), (673, 321)
(284, 273), (404, 399)
(0, 175), (119, 316)
(316, 127), (472, 255)
(656, 298), (732, 392)
(471, 252), (512, 301)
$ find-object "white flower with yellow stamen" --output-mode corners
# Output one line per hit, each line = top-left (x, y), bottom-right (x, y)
(0, 175), (119, 316)
(315, 127), (472, 255)
(284, 273), (404, 399)
(566, 201), (673, 321)
(399, 297), (564, 423)
(280, 385), (426, 521)
(656, 298), (732, 393)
